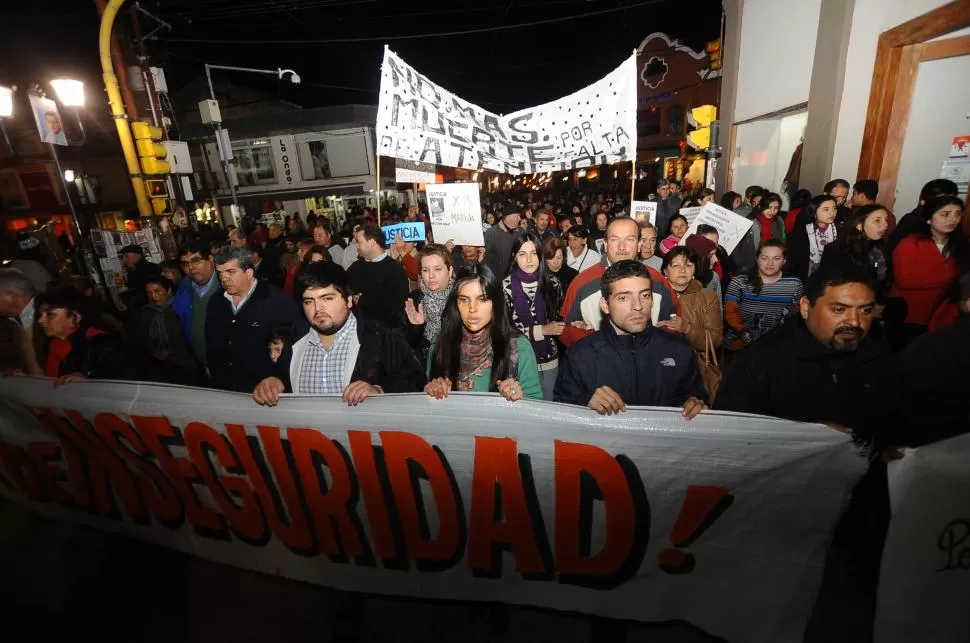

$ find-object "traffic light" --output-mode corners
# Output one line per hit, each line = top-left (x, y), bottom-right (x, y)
(144, 179), (172, 216)
(687, 105), (717, 151)
(131, 121), (170, 175)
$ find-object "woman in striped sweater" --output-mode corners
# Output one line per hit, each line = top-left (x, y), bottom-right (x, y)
(724, 239), (804, 351)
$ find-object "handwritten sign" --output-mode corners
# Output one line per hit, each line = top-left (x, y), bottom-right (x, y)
(376, 47), (637, 174)
(679, 207), (702, 227)
(425, 182), (484, 246)
(632, 200), (658, 225)
(381, 221), (426, 245)
(683, 202), (754, 254)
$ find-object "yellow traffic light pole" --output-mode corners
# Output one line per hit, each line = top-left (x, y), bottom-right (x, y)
(99, 0), (153, 218)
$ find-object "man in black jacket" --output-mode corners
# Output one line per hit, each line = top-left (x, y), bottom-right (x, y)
(715, 259), (903, 643)
(715, 258), (903, 444)
(252, 261), (425, 406)
(554, 260), (706, 419)
(206, 245), (302, 393)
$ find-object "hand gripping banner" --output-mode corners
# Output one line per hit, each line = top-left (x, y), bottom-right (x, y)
(375, 47), (638, 175)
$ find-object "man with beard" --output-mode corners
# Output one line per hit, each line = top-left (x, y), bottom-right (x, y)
(252, 261), (425, 406)
(716, 257), (902, 441)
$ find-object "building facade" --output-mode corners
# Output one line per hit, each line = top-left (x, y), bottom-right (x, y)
(636, 32), (721, 194)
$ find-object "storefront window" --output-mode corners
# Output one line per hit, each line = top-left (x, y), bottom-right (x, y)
(233, 140), (276, 187)
(299, 140), (332, 180)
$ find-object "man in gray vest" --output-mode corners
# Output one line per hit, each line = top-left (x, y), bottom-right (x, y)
(172, 241), (222, 370)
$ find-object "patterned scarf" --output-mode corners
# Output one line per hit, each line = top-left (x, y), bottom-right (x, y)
(146, 300), (175, 358)
(807, 222), (836, 273)
(421, 279), (453, 343)
(458, 327), (492, 392)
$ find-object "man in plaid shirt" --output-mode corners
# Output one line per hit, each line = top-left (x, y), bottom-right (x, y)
(253, 262), (425, 406)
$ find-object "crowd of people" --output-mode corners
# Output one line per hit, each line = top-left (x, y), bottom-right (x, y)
(0, 177), (966, 444)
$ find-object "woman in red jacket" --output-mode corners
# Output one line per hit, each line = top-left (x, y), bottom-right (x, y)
(890, 196), (967, 343)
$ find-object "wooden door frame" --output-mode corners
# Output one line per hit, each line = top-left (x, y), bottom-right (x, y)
(856, 0), (970, 218)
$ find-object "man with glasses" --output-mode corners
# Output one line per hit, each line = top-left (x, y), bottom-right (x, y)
(172, 241), (222, 370)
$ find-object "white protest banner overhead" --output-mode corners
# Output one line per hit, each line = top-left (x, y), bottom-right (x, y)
(683, 202), (754, 254)
(875, 433), (970, 643)
(631, 201), (657, 225)
(376, 47), (637, 175)
(0, 376), (868, 643)
(395, 158), (437, 184)
(425, 182), (484, 246)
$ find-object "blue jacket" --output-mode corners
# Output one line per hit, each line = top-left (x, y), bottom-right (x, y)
(554, 320), (707, 408)
(172, 275), (221, 344)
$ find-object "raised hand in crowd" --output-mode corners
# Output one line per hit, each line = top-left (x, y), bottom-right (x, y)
(404, 298), (425, 326)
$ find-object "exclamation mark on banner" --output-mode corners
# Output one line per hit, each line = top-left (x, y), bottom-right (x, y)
(657, 485), (734, 574)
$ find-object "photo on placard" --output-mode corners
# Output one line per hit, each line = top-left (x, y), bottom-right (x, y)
(429, 195), (445, 216)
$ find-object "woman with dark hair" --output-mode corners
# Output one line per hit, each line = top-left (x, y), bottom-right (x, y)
(160, 260), (184, 286)
(684, 187), (716, 208)
(720, 191), (742, 211)
(660, 247), (723, 352)
(824, 204), (892, 296)
(404, 244), (455, 365)
(36, 285), (134, 385)
(750, 192), (786, 244)
(302, 244), (331, 266)
(425, 264), (541, 401)
(503, 232), (566, 400)
(130, 276), (202, 386)
(659, 214), (689, 256)
(786, 194), (839, 282)
(784, 189), (814, 234)
(683, 233), (723, 310)
(890, 196), (967, 340)
(564, 225), (600, 272)
(724, 240), (804, 351)
(542, 235), (578, 292)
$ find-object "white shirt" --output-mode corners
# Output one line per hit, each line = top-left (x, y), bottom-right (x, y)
(567, 246), (601, 273)
(342, 243), (359, 270)
(224, 279), (258, 315)
(367, 251), (389, 263)
(327, 244), (345, 266)
(18, 296), (36, 328)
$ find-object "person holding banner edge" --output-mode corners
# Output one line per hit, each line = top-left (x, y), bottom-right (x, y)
(425, 264), (542, 402)
(253, 261), (425, 406)
(554, 260), (707, 419)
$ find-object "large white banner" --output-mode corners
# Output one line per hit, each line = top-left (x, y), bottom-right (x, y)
(875, 433), (970, 643)
(376, 47), (637, 175)
(0, 377), (866, 643)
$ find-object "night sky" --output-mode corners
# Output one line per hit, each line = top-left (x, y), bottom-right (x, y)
(1, 0), (722, 114)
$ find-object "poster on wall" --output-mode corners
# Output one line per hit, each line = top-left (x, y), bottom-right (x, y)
(950, 135), (970, 158)
(425, 183), (484, 246)
(28, 95), (68, 146)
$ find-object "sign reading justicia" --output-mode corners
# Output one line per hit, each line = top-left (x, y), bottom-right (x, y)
(376, 47), (637, 175)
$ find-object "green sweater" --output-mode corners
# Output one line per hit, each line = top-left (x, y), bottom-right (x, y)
(427, 334), (542, 399)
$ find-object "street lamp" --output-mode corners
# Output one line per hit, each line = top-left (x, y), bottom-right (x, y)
(0, 85), (14, 154)
(202, 63), (301, 213)
(50, 79), (85, 107)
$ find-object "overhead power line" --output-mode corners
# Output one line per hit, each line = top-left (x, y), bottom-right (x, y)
(159, 0), (665, 44)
